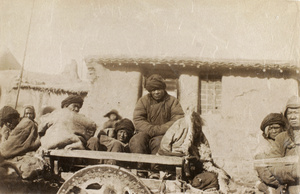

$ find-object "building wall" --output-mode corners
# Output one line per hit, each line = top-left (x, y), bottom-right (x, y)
(0, 71), (79, 118)
(0, 67), (299, 185)
(178, 74), (199, 111)
(81, 64), (299, 183)
(80, 64), (142, 127)
(202, 76), (298, 183)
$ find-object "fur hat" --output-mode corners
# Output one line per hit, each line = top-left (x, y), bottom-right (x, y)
(145, 74), (166, 92)
(104, 109), (122, 120)
(284, 96), (300, 117)
(260, 113), (287, 138)
(0, 106), (20, 122)
(61, 95), (84, 108)
(114, 118), (135, 138)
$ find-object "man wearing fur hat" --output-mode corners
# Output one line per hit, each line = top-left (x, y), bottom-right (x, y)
(262, 96), (300, 190)
(87, 118), (134, 152)
(129, 74), (184, 168)
(269, 96), (300, 157)
(87, 118), (134, 165)
(0, 106), (40, 158)
(39, 95), (96, 150)
(0, 106), (42, 179)
(60, 94), (84, 113)
(0, 106), (20, 144)
(254, 113), (288, 193)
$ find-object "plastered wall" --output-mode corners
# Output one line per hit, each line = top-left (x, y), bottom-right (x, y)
(202, 76), (298, 183)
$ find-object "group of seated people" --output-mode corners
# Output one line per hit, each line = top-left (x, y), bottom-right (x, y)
(0, 73), (299, 193)
(254, 96), (300, 193)
(0, 74), (230, 192)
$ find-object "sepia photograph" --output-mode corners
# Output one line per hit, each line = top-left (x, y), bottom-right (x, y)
(0, 0), (299, 193)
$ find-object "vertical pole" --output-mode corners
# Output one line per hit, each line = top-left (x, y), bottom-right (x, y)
(15, 0), (35, 109)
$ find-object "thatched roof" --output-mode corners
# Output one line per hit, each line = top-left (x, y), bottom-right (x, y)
(12, 83), (88, 95)
(86, 56), (300, 74)
(11, 61), (89, 95)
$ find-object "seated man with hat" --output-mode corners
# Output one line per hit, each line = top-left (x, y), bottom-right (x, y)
(87, 118), (134, 165)
(0, 106), (40, 158)
(129, 74), (184, 169)
(39, 95), (96, 150)
(0, 106), (43, 179)
(261, 96), (300, 191)
(254, 113), (288, 193)
(0, 106), (20, 144)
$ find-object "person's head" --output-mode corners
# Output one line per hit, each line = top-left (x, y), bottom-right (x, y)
(104, 109), (121, 121)
(109, 113), (117, 121)
(260, 113), (287, 140)
(284, 96), (300, 129)
(61, 95), (84, 113)
(23, 105), (35, 121)
(0, 106), (20, 130)
(145, 74), (166, 101)
(114, 118), (134, 143)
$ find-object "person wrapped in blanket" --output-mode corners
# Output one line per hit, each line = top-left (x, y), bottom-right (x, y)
(254, 113), (288, 193)
(38, 95), (96, 150)
(87, 118), (134, 165)
(261, 96), (300, 191)
(0, 106), (43, 180)
(22, 105), (36, 122)
(157, 108), (230, 193)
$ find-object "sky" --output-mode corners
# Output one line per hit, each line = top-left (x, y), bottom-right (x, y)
(1, 0), (299, 79)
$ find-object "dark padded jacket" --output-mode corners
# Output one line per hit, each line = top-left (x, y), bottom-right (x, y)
(133, 92), (184, 138)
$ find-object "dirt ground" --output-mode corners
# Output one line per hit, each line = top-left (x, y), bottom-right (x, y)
(0, 176), (60, 194)
(0, 175), (261, 194)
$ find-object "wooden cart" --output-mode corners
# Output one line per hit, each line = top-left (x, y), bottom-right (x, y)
(43, 150), (210, 194)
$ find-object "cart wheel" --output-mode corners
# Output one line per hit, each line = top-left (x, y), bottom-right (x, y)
(57, 164), (151, 194)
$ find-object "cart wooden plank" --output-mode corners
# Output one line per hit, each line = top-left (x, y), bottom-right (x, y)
(253, 156), (299, 167)
(45, 150), (184, 166)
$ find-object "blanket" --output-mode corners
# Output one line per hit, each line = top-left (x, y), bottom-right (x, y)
(39, 109), (96, 150)
(0, 118), (40, 159)
(158, 109), (230, 193)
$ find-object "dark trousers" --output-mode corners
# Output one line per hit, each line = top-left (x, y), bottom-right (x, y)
(129, 132), (163, 155)
(86, 136), (128, 165)
(129, 132), (163, 170)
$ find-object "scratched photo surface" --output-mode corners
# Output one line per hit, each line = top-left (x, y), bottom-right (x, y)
(0, 0), (299, 193)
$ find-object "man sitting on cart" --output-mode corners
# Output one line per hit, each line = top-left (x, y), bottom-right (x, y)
(38, 95), (96, 150)
(0, 106), (43, 179)
(129, 74), (184, 170)
(87, 118), (134, 165)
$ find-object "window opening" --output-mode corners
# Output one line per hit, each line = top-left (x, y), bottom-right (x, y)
(200, 75), (222, 114)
